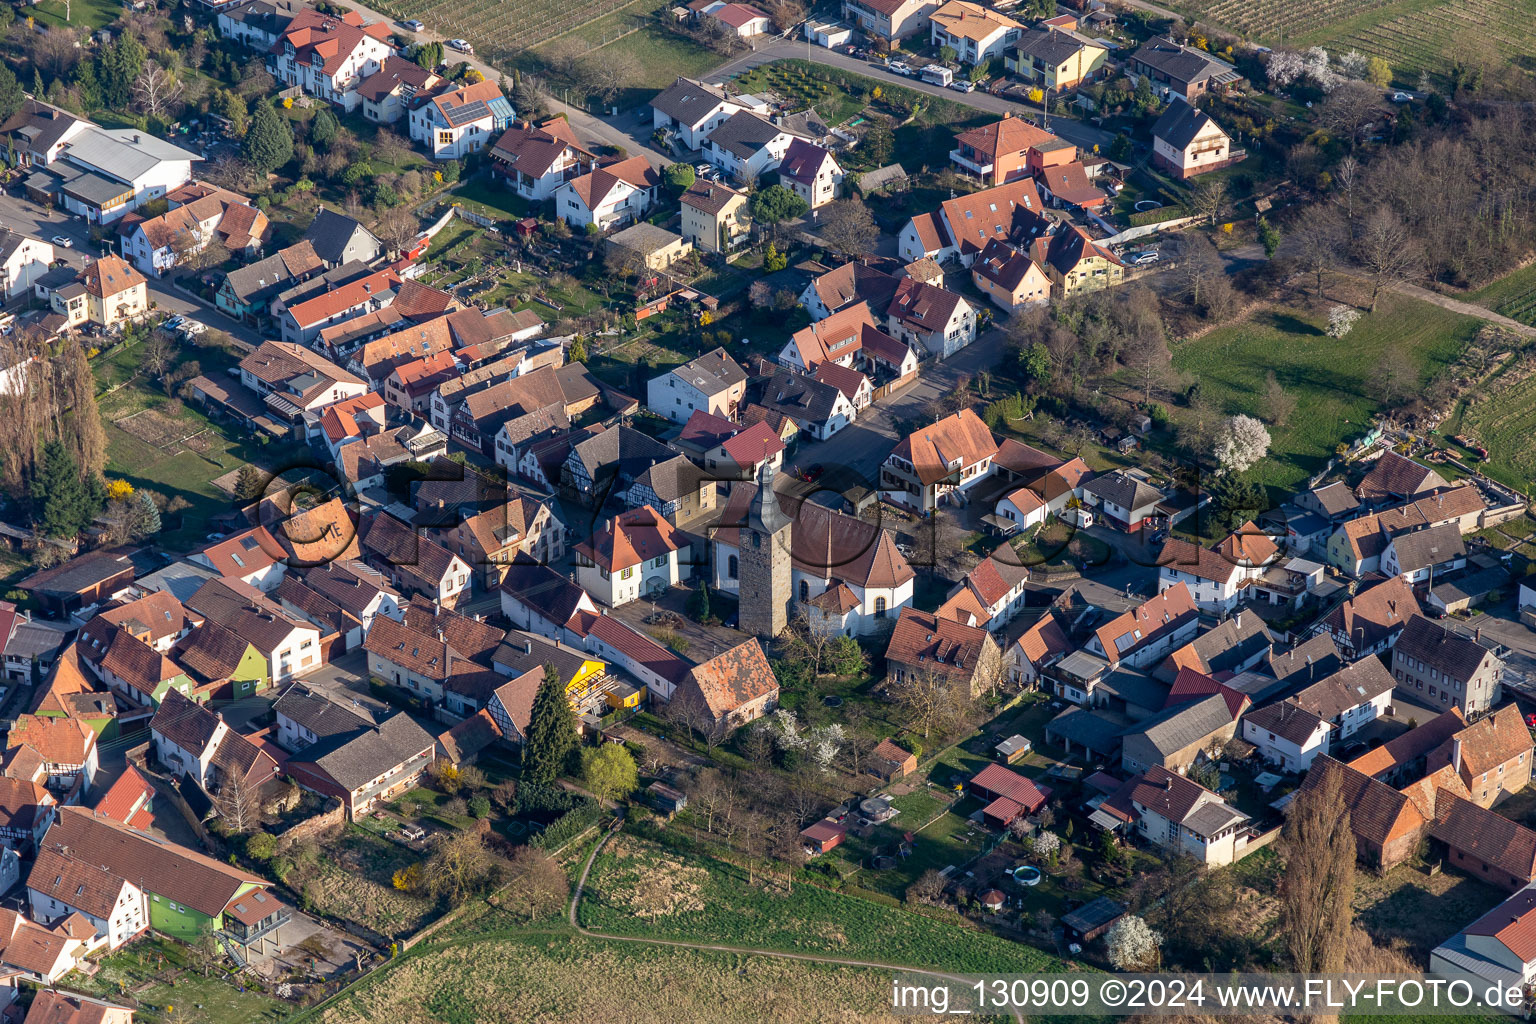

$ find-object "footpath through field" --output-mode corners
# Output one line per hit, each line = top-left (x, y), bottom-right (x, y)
(1391, 281), (1536, 337)
(567, 817), (1028, 1024)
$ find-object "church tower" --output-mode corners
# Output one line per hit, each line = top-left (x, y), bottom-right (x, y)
(738, 457), (793, 639)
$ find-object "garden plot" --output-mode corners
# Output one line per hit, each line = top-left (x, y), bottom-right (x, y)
(115, 408), (218, 456)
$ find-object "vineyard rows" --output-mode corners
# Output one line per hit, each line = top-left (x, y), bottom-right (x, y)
(373, 0), (641, 53)
(1495, 289), (1536, 327)
(1464, 370), (1536, 483)
(1192, 0), (1401, 43)
(1331, 0), (1536, 75)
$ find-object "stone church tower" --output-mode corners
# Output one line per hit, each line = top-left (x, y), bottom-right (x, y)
(738, 459), (793, 639)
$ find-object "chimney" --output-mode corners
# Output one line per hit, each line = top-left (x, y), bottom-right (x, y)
(523, 639), (532, 655)
(1452, 737), (1463, 774)
(1475, 628), (1481, 642)
(1163, 777), (1173, 790)
(1234, 612), (1242, 630)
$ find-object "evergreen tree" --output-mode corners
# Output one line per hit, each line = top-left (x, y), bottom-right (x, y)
(130, 491), (161, 538)
(523, 664), (578, 786)
(309, 106), (339, 149)
(235, 464), (266, 500)
(97, 33), (147, 110)
(243, 102), (294, 173)
(31, 440), (89, 539)
(568, 337), (588, 363)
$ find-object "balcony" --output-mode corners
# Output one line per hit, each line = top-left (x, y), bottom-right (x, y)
(949, 148), (994, 177)
(222, 907), (291, 946)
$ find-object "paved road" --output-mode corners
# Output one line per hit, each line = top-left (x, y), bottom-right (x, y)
(568, 818), (1026, 1024)
(703, 40), (1117, 157)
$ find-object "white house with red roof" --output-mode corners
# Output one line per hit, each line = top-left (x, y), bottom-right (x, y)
(898, 177), (1047, 267)
(701, 420), (786, 480)
(1085, 582), (1200, 669)
(995, 485), (1047, 531)
(881, 408), (998, 511)
(574, 506), (689, 608)
(936, 554), (1030, 630)
(490, 117), (595, 200)
(408, 79), (515, 160)
(269, 8), (395, 112)
(553, 157), (662, 231)
(885, 277), (977, 358)
(278, 265), (402, 345)
(778, 139), (844, 209)
(189, 527), (288, 592)
(1432, 882), (1536, 992)
(318, 392), (388, 459)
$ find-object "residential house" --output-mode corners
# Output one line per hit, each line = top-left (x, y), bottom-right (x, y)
(1082, 471), (1163, 533)
(0, 100), (89, 170)
(695, 419), (786, 481)
(185, 578), (324, 685)
(1030, 224), (1124, 298)
(583, 617), (687, 705)
(1356, 450), (1449, 506)
(554, 157), (662, 230)
(936, 554), (1031, 631)
(841, 0), (941, 43)
(1314, 574), (1420, 659)
(562, 425), (679, 507)
(1152, 99), (1240, 179)
(293, 561), (400, 648)
(1381, 523), (1467, 584)
(490, 117), (595, 200)
(755, 370), (857, 441)
(1347, 706), (1466, 786)
(1101, 766), (1252, 866)
(1431, 792), (1536, 892)
(1325, 485), (1485, 576)
(217, 0), (301, 51)
(79, 591), (190, 654)
(1033, 157), (1107, 212)
(884, 608), (1003, 698)
(813, 360), (873, 413)
(498, 561), (599, 645)
(188, 526), (288, 592)
(24, 992), (136, 1024)
(649, 77), (750, 151)
(627, 455), (719, 527)
(798, 260), (901, 320)
(359, 513), (473, 608)
(1120, 693), (1242, 775)
(708, 2), (771, 35)
(483, 668), (543, 746)
(239, 341), (369, 426)
(1128, 36), (1244, 102)
(79, 256), (148, 330)
(0, 777), (56, 852)
(78, 625), (196, 710)
(885, 277), (977, 357)
(428, 492), (562, 589)
(971, 237), (1052, 312)
(34, 805), (277, 948)
(171, 620), (270, 699)
(1005, 27), (1109, 90)
(575, 506), (689, 607)
(929, 1), (1022, 64)
(1297, 480), (1361, 524)
(608, 223), (693, 271)
(1435, 706), (1533, 808)
(356, 55), (441, 124)
(149, 690), (279, 794)
(777, 139), (844, 209)
(899, 176), (1047, 265)
(680, 179), (750, 252)
(1431, 882), (1536, 991)
(408, 79), (515, 160)
(268, 7), (395, 112)
(705, 111), (806, 184)
(667, 638), (780, 738)
(0, 907), (88, 984)
(1003, 610), (1072, 688)
(284, 707), (435, 818)
(1243, 699), (1332, 772)
(215, 240), (325, 322)
(1086, 583), (1200, 669)
(880, 408), (998, 512)
(709, 482), (914, 637)
(946, 115), (1060, 188)
(363, 613), (498, 713)
(117, 181), (268, 277)
(0, 230), (55, 300)
(279, 265), (402, 345)
(1289, 657), (1396, 742)
(1159, 612), (1272, 681)
(1391, 614), (1504, 715)
(492, 632), (610, 712)
(302, 210), (384, 268)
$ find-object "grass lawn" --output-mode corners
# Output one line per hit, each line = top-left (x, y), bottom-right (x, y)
(1170, 293), (1480, 500)
(316, 929), (995, 1024)
(579, 833), (1060, 974)
(93, 340), (261, 551)
(26, 0), (123, 30)
(1012, 520), (1111, 572)
(64, 939), (287, 1024)
(449, 176), (531, 222)
(1353, 860), (1507, 960)
(1466, 261), (1536, 324)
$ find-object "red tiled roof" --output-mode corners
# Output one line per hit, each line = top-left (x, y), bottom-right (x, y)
(1093, 583), (1198, 665)
(674, 638), (777, 721)
(574, 505), (685, 573)
(970, 762), (1050, 811)
(890, 408), (997, 485)
(92, 765), (154, 827)
(718, 420), (784, 466)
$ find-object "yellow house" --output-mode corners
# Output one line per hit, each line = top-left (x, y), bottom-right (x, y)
(1005, 28), (1109, 90)
(81, 254), (148, 329)
(607, 223), (693, 271)
(1031, 225), (1124, 299)
(681, 179), (750, 253)
(971, 238), (1051, 312)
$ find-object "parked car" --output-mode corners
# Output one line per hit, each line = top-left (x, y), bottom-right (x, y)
(447, 38), (473, 53)
(50, 235), (72, 248)
(1390, 91), (1413, 102)
(399, 18), (424, 31)
(181, 320), (207, 337)
(1127, 250), (1160, 266)
(161, 315), (186, 334)
(888, 62), (913, 76)
(950, 80), (975, 92)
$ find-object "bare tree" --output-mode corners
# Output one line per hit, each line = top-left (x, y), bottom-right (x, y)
(889, 666), (967, 738)
(143, 332), (173, 385)
(782, 609), (837, 677)
(1332, 155), (1366, 225)
(133, 60), (184, 119)
(373, 206), (421, 253)
(1353, 209), (1423, 312)
(500, 847), (569, 920)
(1279, 768), (1356, 975)
(691, 768), (735, 834)
(215, 773), (264, 834)
(817, 199), (879, 259)
(1262, 371), (1296, 426)
(583, 50), (641, 105)
(1123, 327), (1171, 403)
(29, 27), (80, 81)
(1187, 177), (1227, 226)
(1279, 208), (1347, 298)
(1318, 81), (1384, 153)
(1175, 233), (1226, 310)
(187, 931), (224, 977)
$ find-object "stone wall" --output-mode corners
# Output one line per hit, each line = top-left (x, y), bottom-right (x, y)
(273, 796), (346, 845)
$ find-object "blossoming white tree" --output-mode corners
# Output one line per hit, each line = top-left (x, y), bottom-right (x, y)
(1214, 414), (1272, 474)
(1327, 304), (1362, 338)
(1107, 915), (1163, 971)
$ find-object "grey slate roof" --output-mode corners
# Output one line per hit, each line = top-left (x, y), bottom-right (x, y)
(1011, 27), (1094, 65)
(707, 111), (792, 160)
(302, 210), (382, 267)
(758, 371), (845, 427)
(273, 682), (375, 741)
(1123, 693), (1234, 756)
(650, 77), (735, 127)
(293, 711), (435, 792)
(568, 425), (677, 487)
(1083, 471), (1162, 512)
(1152, 99), (1218, 149)
(1393, 614), (1498, 682)
(1388, 523), (1466, 572)
(1130, 37), (1235, 88)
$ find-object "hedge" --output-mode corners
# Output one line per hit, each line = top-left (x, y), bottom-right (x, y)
(531, 801), (600, 851)
(1128, 204), (1189, 227)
